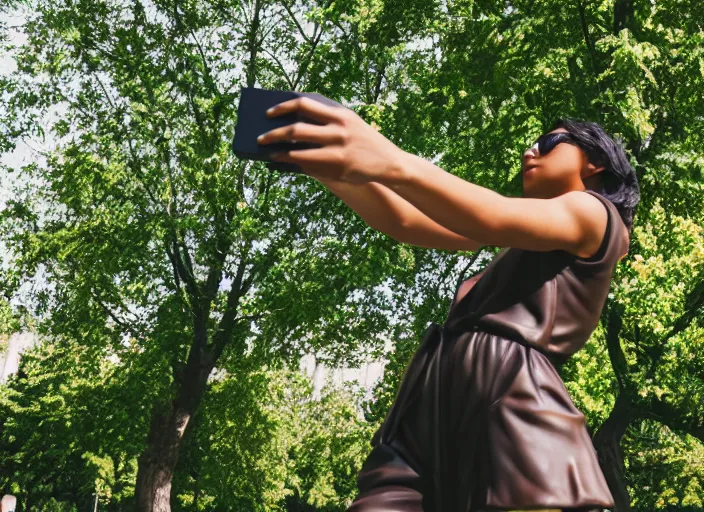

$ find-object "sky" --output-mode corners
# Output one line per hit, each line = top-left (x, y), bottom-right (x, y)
(1, 10), (31, 174)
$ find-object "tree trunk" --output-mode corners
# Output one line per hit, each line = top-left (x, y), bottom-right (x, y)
(592, 391), (637, 512)
(134, 361), (211, 512)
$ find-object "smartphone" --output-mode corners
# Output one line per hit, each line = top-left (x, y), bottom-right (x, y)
(231, 87), (345, 173)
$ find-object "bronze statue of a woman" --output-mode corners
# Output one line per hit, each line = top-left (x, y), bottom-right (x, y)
(258, 98), (639, 512)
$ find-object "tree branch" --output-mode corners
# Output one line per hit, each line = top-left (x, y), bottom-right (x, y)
(90, 289), (144, 340)
(576, 0), (598, 72)
(373, 63), (387, 103)
(261, 47), (296, 89)
(646, 271), (704, 378)
(282, 2), (312, 44)
(648, 394), (704, 444)
(186, 24), (220, 99)
(208, 226), (293, 360)
(605, 301), (629, 392)
(244, 0), (263, 88)
(613, 0), (634, 35)
(294, 27), (325, 90)
(164, 239), (183, 293)
(208, 247), (250, 358)
(78, 71), (192, 302)
(203, 233), (233, 306)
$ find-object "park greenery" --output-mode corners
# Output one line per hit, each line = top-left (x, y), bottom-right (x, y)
(0, 0), (703, 510)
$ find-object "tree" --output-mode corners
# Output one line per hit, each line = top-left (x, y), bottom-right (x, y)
(1, 0), (703, 510)
(172, 366), (374, 511)
(367, 0), (704, 508)
(0, 0), (438, 510)
(0, 336), (150, 511)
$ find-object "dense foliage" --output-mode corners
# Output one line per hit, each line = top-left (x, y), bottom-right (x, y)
(0, 335), (373, 511)
(0, 0), (702, 510)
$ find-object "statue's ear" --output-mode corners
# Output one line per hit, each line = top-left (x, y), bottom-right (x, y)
(583, 162), (606, 179)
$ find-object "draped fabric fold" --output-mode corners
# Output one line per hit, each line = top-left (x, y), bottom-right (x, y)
(350, 191), (627, 512)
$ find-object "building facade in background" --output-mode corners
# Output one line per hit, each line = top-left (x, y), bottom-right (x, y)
(0, 332), (37, 383)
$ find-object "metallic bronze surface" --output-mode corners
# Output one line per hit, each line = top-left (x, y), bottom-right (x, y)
(350, 191), (627, 512)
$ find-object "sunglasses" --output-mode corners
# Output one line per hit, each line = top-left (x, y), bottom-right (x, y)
(530, 132), (578, 156)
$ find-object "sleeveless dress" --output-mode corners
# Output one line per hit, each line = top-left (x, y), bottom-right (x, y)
(348, 190), (629, 512)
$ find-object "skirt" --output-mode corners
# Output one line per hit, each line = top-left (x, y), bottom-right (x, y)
(348, 323), (614, 512)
